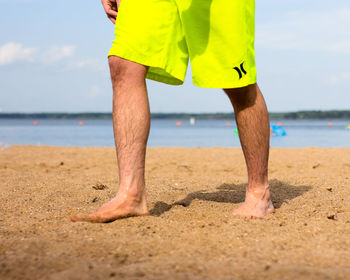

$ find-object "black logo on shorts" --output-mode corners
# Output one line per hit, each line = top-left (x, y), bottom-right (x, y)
(233, 62), (247, 79)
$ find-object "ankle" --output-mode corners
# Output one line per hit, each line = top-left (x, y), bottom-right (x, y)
(246, 184), (271, 200)
(117, 186), (146, 202)
(118, 175), (145, 198)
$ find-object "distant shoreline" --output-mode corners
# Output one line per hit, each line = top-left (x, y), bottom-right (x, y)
(0, 110), (350, 120)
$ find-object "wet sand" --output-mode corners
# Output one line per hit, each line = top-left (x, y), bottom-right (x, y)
(0, 146), (349, 279)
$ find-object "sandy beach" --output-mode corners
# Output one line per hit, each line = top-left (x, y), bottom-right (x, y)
(0, 146), (349, 279)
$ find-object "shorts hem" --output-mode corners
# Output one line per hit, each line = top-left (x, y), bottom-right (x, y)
(146, 72), (184, 86)
(108, 46), (184, 86)
(192, 78), (257, 89)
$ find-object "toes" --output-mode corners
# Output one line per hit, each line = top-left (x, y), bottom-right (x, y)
(70, 214), (79, 222)
(70, 212), (131, 223)
(232, 209), (265, 219)
(70, 213), (85, 222)
(70, 213), (95, 223)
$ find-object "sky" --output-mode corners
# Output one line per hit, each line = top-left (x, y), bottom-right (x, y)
(0, 0), (350, 113)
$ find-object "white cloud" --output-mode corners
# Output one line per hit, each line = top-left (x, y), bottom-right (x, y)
(328, 73), (350, 85)
(42, 45), (76, 64)
(256, 8), (350, 55)
(66, 58), (106, 72)
(0, 43), (77, 66)
(0, 42), (36, 65)
(0, 42), (106, 72)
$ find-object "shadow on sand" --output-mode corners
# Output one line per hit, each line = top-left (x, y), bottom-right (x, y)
(149, 179), (311, 216)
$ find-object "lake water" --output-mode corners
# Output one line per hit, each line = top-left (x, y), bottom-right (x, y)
(0, 119), (349, 148)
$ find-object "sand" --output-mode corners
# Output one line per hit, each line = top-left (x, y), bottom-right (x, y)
(0, 146), (349, 280)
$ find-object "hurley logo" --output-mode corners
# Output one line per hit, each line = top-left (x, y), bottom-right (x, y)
(233, 62), (247, 79)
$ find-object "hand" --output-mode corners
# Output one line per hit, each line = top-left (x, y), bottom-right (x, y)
(101, 0), (121, 24)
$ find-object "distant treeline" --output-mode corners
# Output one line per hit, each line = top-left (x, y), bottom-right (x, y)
(269, 110), (350, 119)
(0, 113), (113, 120)
(0, 110), (350, 120)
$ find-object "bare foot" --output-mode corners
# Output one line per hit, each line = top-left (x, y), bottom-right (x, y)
(70, 192), (149, 223)
(232, 187), (274, 219)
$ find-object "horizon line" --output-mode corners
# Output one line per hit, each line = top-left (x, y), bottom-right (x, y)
(1, 109), (350, 114)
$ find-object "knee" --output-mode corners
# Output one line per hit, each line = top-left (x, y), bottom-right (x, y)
(223, 84), (257, 108)
(108, 56), (148, 86)
(223, 83), (255, 96)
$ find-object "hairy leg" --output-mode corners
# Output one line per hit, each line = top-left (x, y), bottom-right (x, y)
(71, 56), (150, 223)
(224, 84), (274, 218)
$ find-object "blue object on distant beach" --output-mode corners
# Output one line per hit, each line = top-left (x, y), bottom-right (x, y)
(271, 125), (287, 136)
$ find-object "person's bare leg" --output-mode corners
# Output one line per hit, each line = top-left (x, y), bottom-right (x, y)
(71, 56), (150, 223)
(224, 84), (274, 219)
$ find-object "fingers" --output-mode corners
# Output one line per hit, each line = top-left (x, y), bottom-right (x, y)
(105, 8), (117, 24)
(101, 0), (119, 24)
(105, 7), (118, 23)
(108, 15), (116, 24)
(106, 9), (118, 18)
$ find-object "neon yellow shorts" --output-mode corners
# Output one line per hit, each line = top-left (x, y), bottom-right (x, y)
(108, 0), (257, 89)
